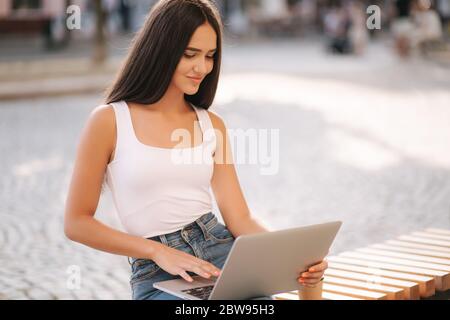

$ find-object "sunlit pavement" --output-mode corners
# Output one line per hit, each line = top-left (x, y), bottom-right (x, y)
(0, 39), (449, 299)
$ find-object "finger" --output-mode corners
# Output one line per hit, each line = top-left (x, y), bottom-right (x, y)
(179, 270), (194, 282)
(187, 262), (218, 279)
(197, 260), (221, 276)
(309, 261), (328, 272)
(183, 256), (216, 277)
(205, 263), (222, 276)
(308, 262), (325, 272)
(201, 264), (221, 277)
(300, 271), (324, 279)
(191, 265), (213, 279)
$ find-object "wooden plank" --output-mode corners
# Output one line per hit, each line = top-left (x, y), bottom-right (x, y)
(275, 290), (364, 300)
(332, 255), (449, 291)
(412, 232), (450, 242)
(327, 259), (435, 297)
(398, 235), (450, 248)
(342, 251), (450, 274)
(372, 243), (450, 259)
(425, 228), (450, 236)
(353, 248), (450, 269)
(322, 283), (387, 300)
(323, 276), (404, 299)
(322, 291), (363, 300)
(275, 291), (364, 300)
(325, 268), (419, 300)
(386, 240), (450, 253)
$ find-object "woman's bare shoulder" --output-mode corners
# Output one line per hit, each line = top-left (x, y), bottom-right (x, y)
(89, 104), (115, 123)
(85, 104), (116, 134)
(80, 104), (116, 155)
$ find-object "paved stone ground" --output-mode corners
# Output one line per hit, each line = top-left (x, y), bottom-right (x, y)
(0, 39), (449, 299)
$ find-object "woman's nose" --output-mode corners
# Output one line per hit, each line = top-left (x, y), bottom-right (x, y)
(194, 59), (208, 74)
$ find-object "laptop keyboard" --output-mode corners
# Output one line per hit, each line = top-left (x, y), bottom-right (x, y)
(181, 285), (214, 300)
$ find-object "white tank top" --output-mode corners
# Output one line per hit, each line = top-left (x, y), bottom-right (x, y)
(105, 100), (216, 238)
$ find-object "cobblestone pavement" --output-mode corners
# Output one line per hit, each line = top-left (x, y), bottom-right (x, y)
(0, 40), (449, 299)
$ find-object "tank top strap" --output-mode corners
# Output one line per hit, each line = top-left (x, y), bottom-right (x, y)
(191, 104), (217, 155)
(109, 101), (136, 156)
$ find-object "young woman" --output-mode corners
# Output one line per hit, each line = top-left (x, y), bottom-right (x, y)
(64, 0), (327, 300)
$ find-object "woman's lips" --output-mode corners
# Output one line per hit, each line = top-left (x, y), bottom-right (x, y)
(187, 76), (202, 83)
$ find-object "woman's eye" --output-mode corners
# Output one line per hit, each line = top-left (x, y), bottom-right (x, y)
(184, 53), (215, 59)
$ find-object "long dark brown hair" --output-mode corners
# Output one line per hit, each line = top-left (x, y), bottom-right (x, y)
(105, 0), (223, 109)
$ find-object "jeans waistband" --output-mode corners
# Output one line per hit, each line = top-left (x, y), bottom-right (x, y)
(147, 211), (217, 242)
(128, 212), (218, 265)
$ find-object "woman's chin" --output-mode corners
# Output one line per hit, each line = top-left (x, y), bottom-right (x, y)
(184, 86), (200, 95)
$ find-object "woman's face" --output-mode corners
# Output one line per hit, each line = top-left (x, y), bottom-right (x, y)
(171, 22), (217, 95)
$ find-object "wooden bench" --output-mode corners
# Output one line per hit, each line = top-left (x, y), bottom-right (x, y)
(0, 13), (50, 34)
(0, 12), (68, 50)
(273, 228), (450, 300)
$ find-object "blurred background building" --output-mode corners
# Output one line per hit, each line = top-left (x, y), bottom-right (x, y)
(1, 0), (449, 60)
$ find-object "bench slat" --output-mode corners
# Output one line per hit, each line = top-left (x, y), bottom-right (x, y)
(322, 283), (387, 300)
(372, 243), (450, 259)
(274, 291), (364, 300)
(323, 276), (404, 299)
(325, 268), (419, 299)
(398, 235), (450, 248)
(386, 240), (450, 253)
(327, 259), (435, 297)
(332, 255), (449, 291)
(412, 232), (450, 242)
(339, 252), (450, 277)
(353, 248), (450, 269)
(425, 228), (450, 236)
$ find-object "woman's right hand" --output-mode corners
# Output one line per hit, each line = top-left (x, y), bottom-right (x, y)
(151, 242), (222, 282)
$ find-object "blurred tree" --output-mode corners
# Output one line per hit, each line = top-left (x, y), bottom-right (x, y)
(93, 0), (107, 64)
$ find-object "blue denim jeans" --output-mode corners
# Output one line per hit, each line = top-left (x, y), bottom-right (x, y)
(128, 212), (274, 300)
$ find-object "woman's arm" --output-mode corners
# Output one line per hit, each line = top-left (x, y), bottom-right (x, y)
(64, 105), (161, 260)
(208, 111), (326, 299)
(208, 111), (269, 237)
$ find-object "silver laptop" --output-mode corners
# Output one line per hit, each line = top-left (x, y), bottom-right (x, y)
(153, 220), (342, 300)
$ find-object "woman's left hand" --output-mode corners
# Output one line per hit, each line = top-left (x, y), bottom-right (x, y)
(297, 260), (328, 288)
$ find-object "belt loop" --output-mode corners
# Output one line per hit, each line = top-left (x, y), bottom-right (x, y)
(196, 213), (211, 241)
(127, 256), (133, 266)
(159, 234), (168, 246)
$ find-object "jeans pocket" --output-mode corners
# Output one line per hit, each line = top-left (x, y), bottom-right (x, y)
(130, 259), (161, 284)
(206, 221), (235, 243)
